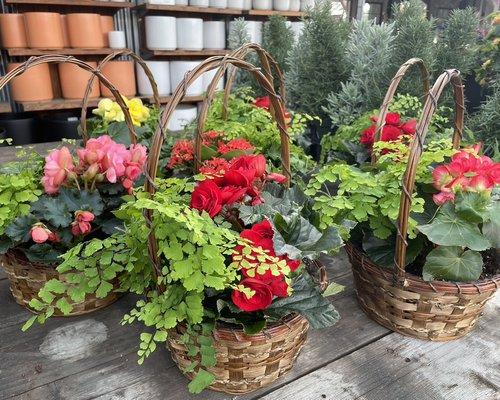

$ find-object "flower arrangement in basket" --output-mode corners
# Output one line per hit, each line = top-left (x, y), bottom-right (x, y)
(0, 135), (147, 321)
(25, 57), (345, 394)
(306, 65), (500, 341)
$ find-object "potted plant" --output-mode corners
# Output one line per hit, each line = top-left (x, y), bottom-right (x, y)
(0, 134), (148, 320)
(306, 70), (499, 341)
(25, 57), (344, 395)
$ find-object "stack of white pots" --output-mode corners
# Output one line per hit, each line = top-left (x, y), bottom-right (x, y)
(141, 0), (311, 10)
(251, 0), (311, 11)
(145, 16), (226, 51)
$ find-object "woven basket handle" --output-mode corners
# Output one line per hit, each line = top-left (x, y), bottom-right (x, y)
(197, 43), (285, 137)
(80, 49), (162, 144)
(393, 69), (463, 286)
(0, 55), (138, 144)
(144, 56), (291, 287)
(371, 58), (430, 164)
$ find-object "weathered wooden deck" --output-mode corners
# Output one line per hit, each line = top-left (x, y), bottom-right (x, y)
(0, 144), (498, 400)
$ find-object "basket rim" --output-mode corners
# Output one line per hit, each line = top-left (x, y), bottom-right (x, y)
(346, 241), (500, 294)
(3, 248), (59, 271)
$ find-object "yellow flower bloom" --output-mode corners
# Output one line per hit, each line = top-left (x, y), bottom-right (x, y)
(92, 97), (151, 126)
(126, 97), (150, 126)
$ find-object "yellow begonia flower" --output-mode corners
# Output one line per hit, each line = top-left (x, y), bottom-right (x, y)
(126, 98), (151, 126)
(92, 98), (125, 123)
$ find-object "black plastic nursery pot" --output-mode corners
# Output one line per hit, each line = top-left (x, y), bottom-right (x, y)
(39, 112), (80, 142)
(0, 113), (37, 145)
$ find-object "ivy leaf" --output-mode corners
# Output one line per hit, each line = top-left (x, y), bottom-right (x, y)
(423, 246), (483, 282)
(188, 369), (215, 394)
(267, 274), (340, 329)
(454, 192), (490, 224)
(362, 234), (423, 268)
(418, 204), (491, 251)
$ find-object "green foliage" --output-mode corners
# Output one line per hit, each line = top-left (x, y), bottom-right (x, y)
(422, 246), (483, 282)
(0, 154), (43, 235)
(434, 8), (479, 78)
(286, 0), (349, 124)
(200, 89), (315, 174)
(307, 140), (455, 240)
(391, 0), (436, 97)
(323, 19), (395, 127)
(476, 12), (499, 87)
(262, 15), (294, 75)
(267, 273), (340, 329)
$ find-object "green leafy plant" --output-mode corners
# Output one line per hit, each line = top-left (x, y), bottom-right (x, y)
(262, 15), (295, 77)
(476, 11), (499, 87)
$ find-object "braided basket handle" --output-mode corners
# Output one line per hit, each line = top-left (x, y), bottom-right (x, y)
(79, 49), (162, 144)
(144, 56), (291, 287)
(0, 55), (138, 144)
(371, 58), (430, 164)
(197, 43), (285, 140)
(393, 69), (464, 286)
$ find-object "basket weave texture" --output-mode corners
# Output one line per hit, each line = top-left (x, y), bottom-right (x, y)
(346, 62), (499, 341)
(168, 314), (309, 394)
(346, 243), (498, 341)
(1, 250), (121, 316)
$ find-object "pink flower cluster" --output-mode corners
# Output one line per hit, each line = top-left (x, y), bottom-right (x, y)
(30, 224), (60, 244)
(71, 211), (95, 236)
(43, 135), (147, 194)
(432, 144), (500, 205)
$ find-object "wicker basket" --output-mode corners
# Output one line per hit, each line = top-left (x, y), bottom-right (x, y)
(2, 250), (121, 316)
(143, 47), (307, 393)
(168, 314), (309, 395)
(0, 54), (145, 314)
(347, 64), (500, 341)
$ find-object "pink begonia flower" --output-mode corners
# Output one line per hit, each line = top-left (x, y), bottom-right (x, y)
(31, 226), (49, 243)
(71, 211), (95, 236)
(42, 146), (75, 194)
(432, 191), (455, 206)
(129, 144), (147, 165)
(125, 165), (142, 181)
(101, 143), (130, 183)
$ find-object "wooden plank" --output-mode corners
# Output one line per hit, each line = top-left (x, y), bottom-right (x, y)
(260, 294), (500, 400)
(6, 0), (134, 8)
(135, 3), (243, 16)
(142, 49), (230, 58)
(247, 9), (304, 17)
(0, 102), (11, 114)
(6, 47), (117, 57)
(7, 260), (390, 400)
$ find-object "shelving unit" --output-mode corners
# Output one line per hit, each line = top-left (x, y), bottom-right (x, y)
(134, 3), (243, 16)
(6, 0), (134, 9)
(0, 102), (12, 113)
(6, 48), (118, 57)
(141, 49), (230, 58)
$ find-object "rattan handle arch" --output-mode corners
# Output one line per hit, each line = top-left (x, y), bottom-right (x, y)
(393, 69), (464, 286)
(372, 58), (430, 164)
(144, 56), (291, 285)
(79, 49), (162, 143)
(197, 43), (286, 137)
(0, 55), (138, 144)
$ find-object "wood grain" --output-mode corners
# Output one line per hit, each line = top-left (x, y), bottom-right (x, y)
(260, 294), (500, 400)
(135, 3), (243, 16)
(142, 49), (230, 58)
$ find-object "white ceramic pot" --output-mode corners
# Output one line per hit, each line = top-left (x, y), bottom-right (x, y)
(291, 21), (304, 40)
(203, 21), (225, 50)
(209, 0), (227, 6)
(300, 0), (314, 11)
(248, 21), (262, 44)
(273, 0), (289, 10)
(170, 61), (204, 96)
(137, 61), (171, 96)
(243, 0), (252, 9)
(176, 18), (203, 50)
(190, 0), (209, 6)
(108, 31), (126, 49)
(253, 0), (272, 10)
(289, 0), (300, 10)
(168, 105), (198, 131)
(227, 0), (244, 9)
(145, 16), (176, 50)
(175, 0), (189, 4)
(202, 68), (225, 92)
(148, 0), (175, 4)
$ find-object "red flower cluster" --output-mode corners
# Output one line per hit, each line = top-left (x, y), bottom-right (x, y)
(231, 220), (300, 312)
(217, 138), (254, 154)
(190, 154), (287, 217)
(432, 144), (500, 205)
(71, 210), (95, 236)
(360, 112), (417, 148)
(167, 140), (194, 169)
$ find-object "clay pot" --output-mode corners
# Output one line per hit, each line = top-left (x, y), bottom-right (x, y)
(100, 15), (114, 47)
(60, 15), (70, 47)
(100, 60), (136, 97)
(0, 14), (27, 48)
(7, 63), (53, 102)
(58, 61), (100, 100)
(67, 13), (104, 49)
(24, 12), (64, 49)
